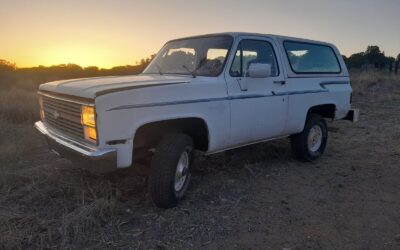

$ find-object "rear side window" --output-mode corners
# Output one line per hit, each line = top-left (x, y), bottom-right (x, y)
(284, 41), (341, 74)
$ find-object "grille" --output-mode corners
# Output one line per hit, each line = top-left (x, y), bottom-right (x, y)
(41, 94), (84, 139)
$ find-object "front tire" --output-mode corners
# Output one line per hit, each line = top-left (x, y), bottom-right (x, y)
(290, 114), (328, 161)
(149, 133), (194, 208)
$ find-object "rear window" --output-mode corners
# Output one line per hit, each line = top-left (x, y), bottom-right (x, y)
(284, 41), (341, 74)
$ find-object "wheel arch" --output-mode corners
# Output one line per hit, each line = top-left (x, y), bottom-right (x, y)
(307, 103), (336, 119)
(296, 103), (336, 132)
(133, 116), (210, 152)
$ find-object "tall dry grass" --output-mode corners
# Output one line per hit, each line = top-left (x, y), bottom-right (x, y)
(0, 83), (139, 248)
(0, 88), (41, 163)
(350, 70), (400, 102)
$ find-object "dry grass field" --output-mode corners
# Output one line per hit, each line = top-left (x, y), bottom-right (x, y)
(0, 71), (400, 249)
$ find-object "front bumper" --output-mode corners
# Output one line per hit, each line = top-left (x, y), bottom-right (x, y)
(34, 121), (117, 172)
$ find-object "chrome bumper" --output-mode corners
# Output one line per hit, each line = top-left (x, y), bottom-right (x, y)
(35, 121), (117, 172)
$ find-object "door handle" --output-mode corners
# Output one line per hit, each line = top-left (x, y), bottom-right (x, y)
(273, 80), (286, 85)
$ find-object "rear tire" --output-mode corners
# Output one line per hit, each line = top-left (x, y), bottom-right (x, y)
(290, 114), (328, 161)
(149, 133), (194, 208)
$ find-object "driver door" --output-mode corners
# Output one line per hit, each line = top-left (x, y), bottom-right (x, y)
(225, 38), (288, 146)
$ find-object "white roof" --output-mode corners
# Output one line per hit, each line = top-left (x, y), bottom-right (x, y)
(170, 32), (335, 47)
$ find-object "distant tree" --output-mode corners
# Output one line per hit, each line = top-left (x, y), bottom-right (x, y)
(0, 59), (17, 89)
(136, 54), (157, 67)
(386, 56), (395, 72)
(84, 66), (99, 76)
(395, 54), (400, 75)
(344, 46), (396, 71)
(345, 52), (365, 69)
(0, 59), (16, 72)
(364, 46), (387, 68)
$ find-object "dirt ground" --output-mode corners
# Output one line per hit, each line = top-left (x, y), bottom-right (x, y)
(1, 72), (400, 249)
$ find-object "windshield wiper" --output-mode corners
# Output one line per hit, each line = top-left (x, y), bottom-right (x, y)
(182, 65), (196, 78)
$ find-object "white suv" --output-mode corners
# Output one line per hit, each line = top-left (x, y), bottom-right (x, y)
(35, 33), (359, 208)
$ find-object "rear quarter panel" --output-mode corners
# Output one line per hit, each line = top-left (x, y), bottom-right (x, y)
(274, 36), (352, 134)
(283, 77), (352, 134)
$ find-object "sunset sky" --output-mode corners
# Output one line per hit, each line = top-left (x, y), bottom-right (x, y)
(1, 0), (399, 69)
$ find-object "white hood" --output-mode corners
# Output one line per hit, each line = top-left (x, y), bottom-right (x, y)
(39, 74), (192, 99)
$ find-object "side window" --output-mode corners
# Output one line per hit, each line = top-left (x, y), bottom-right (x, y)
(230, 40), (279, 77)
(284, 41), (341, 73)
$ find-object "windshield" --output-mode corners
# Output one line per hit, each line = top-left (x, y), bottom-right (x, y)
(143, 35), (233, 77)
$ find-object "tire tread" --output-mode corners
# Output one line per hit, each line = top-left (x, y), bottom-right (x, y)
(149, 133), (193, 208)
(290, 114), (327, 161)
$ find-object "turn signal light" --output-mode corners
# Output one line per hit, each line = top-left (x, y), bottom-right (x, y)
(84, 126), (97, 142)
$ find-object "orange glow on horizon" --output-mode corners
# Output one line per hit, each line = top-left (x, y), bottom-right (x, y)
(39, 44), (125, 69)
(11, 43), (150, 69)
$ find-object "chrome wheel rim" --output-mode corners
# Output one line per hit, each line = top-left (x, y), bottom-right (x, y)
(174, 151), (189, 192)
(307, 125), (323, 152)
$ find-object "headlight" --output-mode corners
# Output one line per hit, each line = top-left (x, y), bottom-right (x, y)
(38, 96), (45, 121)
(81, 105), (97, 142)
(81, 106), (96, 127)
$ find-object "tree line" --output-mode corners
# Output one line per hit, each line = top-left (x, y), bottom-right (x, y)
(343, 46), (400, 74)
(0, 55), (155, 90)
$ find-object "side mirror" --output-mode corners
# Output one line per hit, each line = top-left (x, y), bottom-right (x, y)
(248, 63), (272, 78)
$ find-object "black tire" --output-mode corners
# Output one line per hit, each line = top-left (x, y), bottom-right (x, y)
(149, 133), (194, 208)
(290, 113), (328, 161)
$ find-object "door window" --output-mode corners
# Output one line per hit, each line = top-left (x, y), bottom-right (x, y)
(230, 40), (279, 77)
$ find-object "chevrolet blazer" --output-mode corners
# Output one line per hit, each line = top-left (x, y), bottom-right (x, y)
(35, 32), (359, 208)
